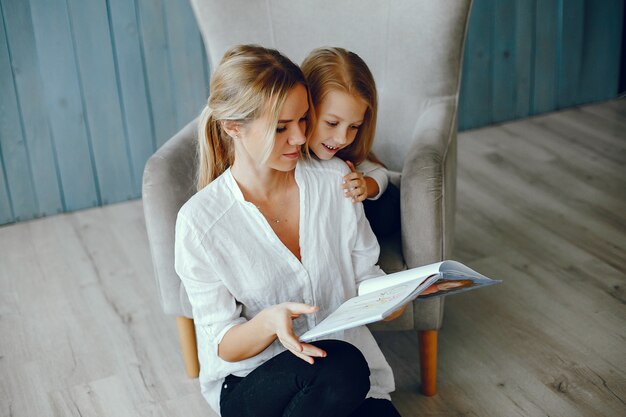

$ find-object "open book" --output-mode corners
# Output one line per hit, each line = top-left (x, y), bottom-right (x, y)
(299, 260), (501, 342)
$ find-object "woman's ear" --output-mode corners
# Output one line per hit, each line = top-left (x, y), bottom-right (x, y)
(221, 120), (241, 139)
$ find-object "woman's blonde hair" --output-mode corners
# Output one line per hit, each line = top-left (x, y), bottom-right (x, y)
(196, 44), (312, 190)
(301, 47), (381, 165)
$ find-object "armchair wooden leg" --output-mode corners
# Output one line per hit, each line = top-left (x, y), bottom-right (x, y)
(176, 316), (200, 378)
(418, 329), (438, 396)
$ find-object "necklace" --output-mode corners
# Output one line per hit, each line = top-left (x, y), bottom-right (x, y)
(248, 175), (293, 225)
(256, 205), (283, 224)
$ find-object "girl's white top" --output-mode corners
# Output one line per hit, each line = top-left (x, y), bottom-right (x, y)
(175, 157), (395, 415)
(355, 159), (389, 200)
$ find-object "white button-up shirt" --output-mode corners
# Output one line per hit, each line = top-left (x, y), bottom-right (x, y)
(175, 157), (395, 415)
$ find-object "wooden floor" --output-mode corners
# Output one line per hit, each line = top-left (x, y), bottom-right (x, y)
(1, 99), (625, 417)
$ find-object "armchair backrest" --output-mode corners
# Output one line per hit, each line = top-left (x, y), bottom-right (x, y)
(190, 0), (472, 171)
(143, 0), (472, 317)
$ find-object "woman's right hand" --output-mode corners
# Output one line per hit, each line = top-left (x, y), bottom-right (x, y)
(262, 302), (327, 364)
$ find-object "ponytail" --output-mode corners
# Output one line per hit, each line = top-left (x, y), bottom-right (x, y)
(196, 105), (233, 191)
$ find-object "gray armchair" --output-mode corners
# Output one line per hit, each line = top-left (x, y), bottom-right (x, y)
(143, 0), (472, 396)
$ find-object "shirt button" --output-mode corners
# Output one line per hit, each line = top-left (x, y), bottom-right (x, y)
(304, 298), (312, 305)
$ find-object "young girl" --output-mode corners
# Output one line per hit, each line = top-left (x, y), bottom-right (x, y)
(175, 45), (402, 417)
(301, 47), (400, 237)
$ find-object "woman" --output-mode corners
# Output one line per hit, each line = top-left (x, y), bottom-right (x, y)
(175, 44), (402, 417)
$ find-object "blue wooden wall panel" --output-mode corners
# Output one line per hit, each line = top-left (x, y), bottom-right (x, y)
(514, 0), (534, 119)
(108, 0), (155, 196)
(29, 0), (99, 211)
(0, 0), (623, 225)
(136, 0), (178, 148)
(1, 0), (63, 218)
(163, 0), (208, 129)
(0, 148), (12, 224)
(0, 3), (38, 222)
(202, 39), (211, 93)
(66, 0), (134, 205)
(459, 0), (493, 129)
(492, 0), (517, 123)
(532, 0), (560, 114)
(0, 37), (10, 225)
(579, 0), (624, 103)
(558, 0), (585, 108)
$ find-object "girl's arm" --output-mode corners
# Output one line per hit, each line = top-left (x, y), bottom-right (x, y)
(356, 159), (389, 200)
(363, 176), (380, 199)
(342, 159), (389, 203)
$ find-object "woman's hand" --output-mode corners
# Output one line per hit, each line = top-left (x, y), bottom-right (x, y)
(262, 302), (327, 364)
(342, 161), (368, 203)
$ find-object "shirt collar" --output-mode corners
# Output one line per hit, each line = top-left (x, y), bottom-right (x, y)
(223, 167), (248, 204)
(223, 161), (305, 205)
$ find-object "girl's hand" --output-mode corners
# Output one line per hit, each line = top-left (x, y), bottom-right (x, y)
(342, 161), (367, 203)
(262, 302), (327, 364)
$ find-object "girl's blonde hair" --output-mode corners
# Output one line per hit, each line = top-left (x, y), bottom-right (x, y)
(197, 44), (313, 190)
(301, 47), (381, 165)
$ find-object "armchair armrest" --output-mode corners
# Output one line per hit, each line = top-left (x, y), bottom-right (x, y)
(402, 99), (459, 329)
(401, 99), (457, 265)
(142, 118), (198, 317)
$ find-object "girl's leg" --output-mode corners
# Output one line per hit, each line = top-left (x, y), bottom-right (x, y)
(220, 339), (370, 417)
(363, 183), (400, 238)
(348, 398), (402, 417)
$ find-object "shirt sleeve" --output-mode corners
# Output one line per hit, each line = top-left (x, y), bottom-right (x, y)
(174, 213), (247, 355)
(351, 201), (386, 286)
(356, 159), (389, 201)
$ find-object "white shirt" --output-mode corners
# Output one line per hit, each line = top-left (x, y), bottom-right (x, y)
(175, 157), (395, 415)
(356, 159), (389, 200)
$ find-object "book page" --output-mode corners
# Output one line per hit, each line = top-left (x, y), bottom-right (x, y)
(357, 262), (444, 296)
(416, 261), (501, 299)
(301, 261), (501, 342)
(300, 279), (423, 342)
(439, 260), (490, 280)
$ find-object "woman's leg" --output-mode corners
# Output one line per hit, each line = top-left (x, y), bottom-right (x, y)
(348, 398), (402, 417)
(220, 339), (370, 417)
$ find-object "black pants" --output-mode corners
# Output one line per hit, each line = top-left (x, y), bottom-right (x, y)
(220, 339), (402, 417)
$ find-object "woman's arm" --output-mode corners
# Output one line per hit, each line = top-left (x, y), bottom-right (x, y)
(218, 303), (326, 364)
(176, 215), (326, 365)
